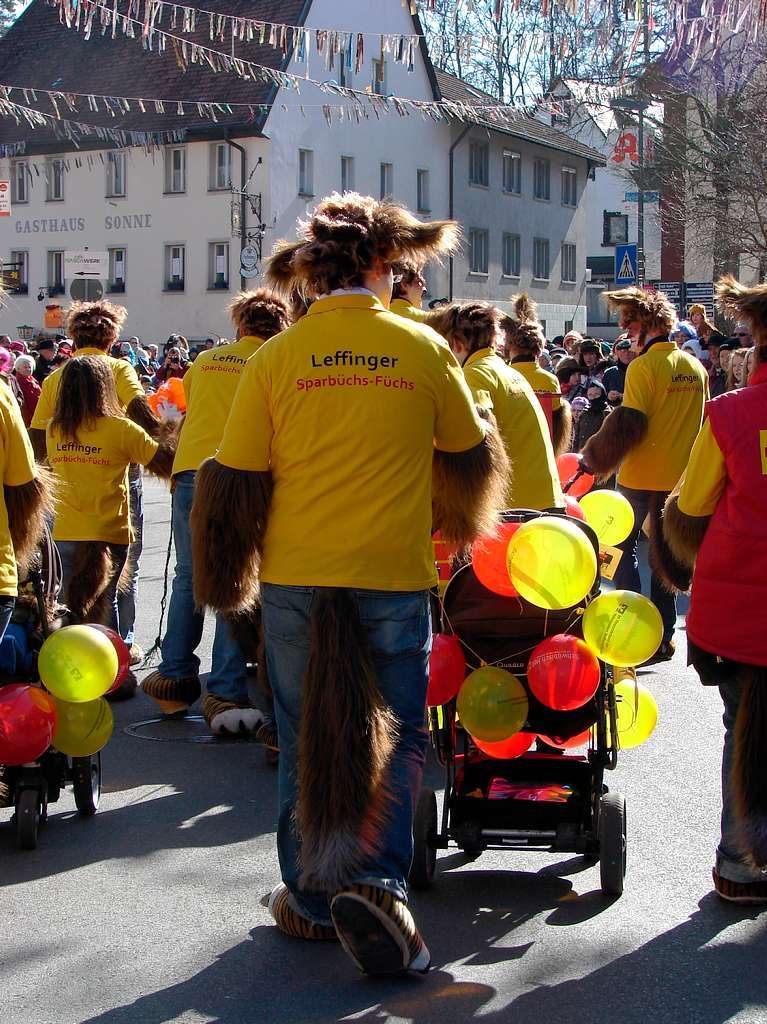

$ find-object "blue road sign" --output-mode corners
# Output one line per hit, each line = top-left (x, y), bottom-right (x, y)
(615, 243), (638, 285)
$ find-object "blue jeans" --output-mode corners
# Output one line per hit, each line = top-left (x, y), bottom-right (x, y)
(261, 583), (431, 925)
(58, 541), (129, 631)
(117, 468), (143, 647)
(159, 471), (249, 704)
(718, 676), (764, 883)
(0, 597), (15, 646)
(614, 486), (677, 643)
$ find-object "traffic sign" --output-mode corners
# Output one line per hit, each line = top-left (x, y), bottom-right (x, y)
(0, 180), (10, 217)
(624, 191), (659, 203)
(240, 245), (259, 270)
(64, 250), (108, 278)
(615, 244), (638, 285)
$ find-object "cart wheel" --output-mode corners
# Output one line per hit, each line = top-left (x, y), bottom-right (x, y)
(410, 787), (438, 889)
(599, 791), (626, 897)
(15, 788), (41, 850)
(72, 753), (101, 817)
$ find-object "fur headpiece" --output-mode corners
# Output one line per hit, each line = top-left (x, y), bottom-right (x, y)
(66, 300), (127, 348)
(429, 301), (499, 354)
(228, 288), (291, 340)
(500, 293), (546, 355)
(603, 286), (676, 335)
(266, 192), (459, 298)
(716, 276), (767, 343)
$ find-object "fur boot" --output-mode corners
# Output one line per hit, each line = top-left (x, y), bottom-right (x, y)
(580, 406), (648, 481)
(647, 492), (693, 593)
(5, 470), (55, 576)
(296, 589), (398, 892)
(662, 493), (710, 569)
(552, 401), (573, 458)
(733, 666), (767, 869)
(142, 670), (201, 715)
(201, 693), (264, 736)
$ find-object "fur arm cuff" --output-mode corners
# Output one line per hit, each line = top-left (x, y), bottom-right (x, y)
(5, 470), (55, 574)
(432, 416), (509, 545)
(581, 406), (648, 480)
(662, 493), (710, 568)
(126, 395), (161, 438)
(552, 402), (572, 458)
(191, 459), (273, 613)
(144, 419), (182, 481)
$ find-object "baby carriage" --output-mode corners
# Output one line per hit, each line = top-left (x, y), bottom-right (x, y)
(0, 533), (102, 850)
(412, 509), (626, 897)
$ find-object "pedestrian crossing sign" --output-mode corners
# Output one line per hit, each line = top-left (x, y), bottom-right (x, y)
(615, 244), (638, 285)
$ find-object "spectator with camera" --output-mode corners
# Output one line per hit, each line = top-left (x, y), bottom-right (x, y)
(153, 346), (188, 386)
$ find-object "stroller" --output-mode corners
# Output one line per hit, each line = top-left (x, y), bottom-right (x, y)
(0, 532), (102, 850)
(412, 510), (626, 897)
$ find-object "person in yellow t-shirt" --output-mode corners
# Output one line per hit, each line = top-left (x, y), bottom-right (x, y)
(143, 290), (291, 735)
(500, 293), (572, 456)
(46, 356), (173, 637)
(581, 286), (708, 662)
(432, 300), (563, 510)
(389, 259), (434, 324)
(189, 192), (508, 971)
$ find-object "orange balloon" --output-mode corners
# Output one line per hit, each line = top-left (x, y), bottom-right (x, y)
(471, 522), (520, 596)
(473, 731), (534, 758)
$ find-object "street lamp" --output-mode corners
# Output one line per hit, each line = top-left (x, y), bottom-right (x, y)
(610, 96), (650, 285)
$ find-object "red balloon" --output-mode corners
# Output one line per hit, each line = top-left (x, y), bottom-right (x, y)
(539, 728), (592, 750)
(88, 624), (130, 692)
(0, 684), (57, 765)
(527, 634), (601, 711)
(427, 634), (466, 707)
(564, 496), (586, 521)
(471, 522), (520, 596)
(556, 453), (595, 498)
(473, 731), (534, 759)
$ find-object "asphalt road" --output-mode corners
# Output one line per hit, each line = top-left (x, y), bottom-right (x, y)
(3, 478), (766, 1024)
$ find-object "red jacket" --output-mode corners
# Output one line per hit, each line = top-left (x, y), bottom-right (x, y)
(687, 362), (767, 665)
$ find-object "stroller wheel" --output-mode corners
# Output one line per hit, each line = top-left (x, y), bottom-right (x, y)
(15, 788), (42, 850)
(410, 788), (438, 889)
(599, 791), (626, 897)
(72, 753), (102, 817)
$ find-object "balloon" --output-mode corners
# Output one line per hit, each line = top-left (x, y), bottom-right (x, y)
(0, 684), (57, 765)
(582, 590), (663, 667)
(556, 453), (595, 498)
(527, 634), (601, 711)
(579, 490), (635, 546)
(88, 624), (131, 693)
(52, 697), (113, 757)
(456, 666), (529, 743)
(564, 496), (586, 521)
(473, 731), (534, 759)
(39, 626), (119, 703)
(471, 522), (520, 596)
(427, 634), (466, 707)
(507, 517), (597, 610)
(539, 727), (592, 749)
(612, 680), (658, 749)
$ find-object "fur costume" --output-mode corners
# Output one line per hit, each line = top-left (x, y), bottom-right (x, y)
(661, 493), (710, 570)
(552, 401), (573, 458)
(5, 470), (55, 577)
(646, 492), (693, 594)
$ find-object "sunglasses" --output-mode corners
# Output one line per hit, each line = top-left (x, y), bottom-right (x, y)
(734, 332), (750, 337)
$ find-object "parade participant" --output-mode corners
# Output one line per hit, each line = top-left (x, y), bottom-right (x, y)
(143, 289), (291, 734)
(500, 294), (572, 456)
(663, 276), (767, 903)
(389, 259), (432, 324)
(190, 192), (508, 974)
(13, 355), (40, 427)
(580, 286), (708, 661)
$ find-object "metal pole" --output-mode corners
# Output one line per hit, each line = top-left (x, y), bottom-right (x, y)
(226, 137), (248, 290)
(637, 108), (645, 285)
(448, 124), (470, 301)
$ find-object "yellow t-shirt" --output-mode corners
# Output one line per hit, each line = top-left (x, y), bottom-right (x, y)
(389, 298), (433, 325)
(677, 419), (727, 517)
(619, 341), (708, 491)
(509, 357), (563, 411)
(0, 387), (37, 596)
(47, 417), (159, 543)
(216, 292), (485, 590)
(31, 348), (144, 430)
(173, 336), (266, 475)
(462, 348), (563, 511)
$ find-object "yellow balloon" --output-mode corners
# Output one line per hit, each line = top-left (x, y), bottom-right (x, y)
(506, 516), (597, 610)
(612, 679), (658, 749)
(582, 590), (663, 667)
(52, 697), (113, 757)
(39, 626), (118, 703)
(456, 666), (528, 743)
(579, 490), (635, 546)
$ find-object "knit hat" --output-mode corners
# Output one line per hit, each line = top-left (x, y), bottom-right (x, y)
(673, 320), (698, 341)
(570, 396), (590, 412)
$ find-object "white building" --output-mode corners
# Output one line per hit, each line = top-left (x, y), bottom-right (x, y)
(1, 0), (601, 342)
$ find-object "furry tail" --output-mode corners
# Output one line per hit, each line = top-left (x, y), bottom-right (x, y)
(296, 589), (398, 892)
(733, 667), (767, 869)
(64, 543), (114, 622)
(648, 492), (692, 593)
(5, 469), (55, 576)
(552, 401), (572, 458)
(662, 493), (710, 569)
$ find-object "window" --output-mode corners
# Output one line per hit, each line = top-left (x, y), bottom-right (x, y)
(338, 46), (352, 88)
(47, 250), (65, 295)
(533, 158), (550, 200)
(208, 242), (229, 289)
(299, 149), (314, 196)
(468, 228), (489, 274)
(341, 155), (355, 192)
(469, 142), (489, 186)
(106, 152), (126, 198)
(164, 147), (186, 194)
(502, 151), (521, 194)
(561, 166), (577, 207)
(8, 250), (28, 294)
(11, 161), (28, 204)
(533, 238), (550, 280)
(209, 143), (230, 191)
(45, 159), (64, 202)
(380, 162), (393, 200)
(502, 233), (521, 278)
(372, 57), (386, 95)
(561, 242), (577, 283)
(603, 211), (629, 245)
(164, 244), (185, 290)
(417, 169), (430, 212)
(108, 248), (126, 293)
